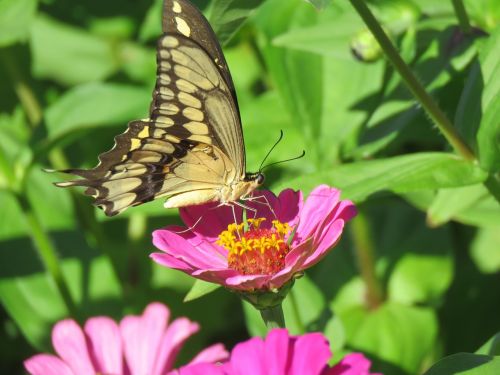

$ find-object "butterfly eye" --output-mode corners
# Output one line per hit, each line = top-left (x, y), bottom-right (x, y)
(256, 173), (265, 185)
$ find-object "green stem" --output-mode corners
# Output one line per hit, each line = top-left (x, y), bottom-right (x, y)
(350, 211), (384, 309)
(260, 303), (286, 330)
(0, 49), (42, 127)
(349, 0), (475, 161)
(451, 0), (472, 34)
(288, 289), (305, 333)
(0, 145), (16, 190)
(48, 149), (125, 291)
(17, 195), (77, 316)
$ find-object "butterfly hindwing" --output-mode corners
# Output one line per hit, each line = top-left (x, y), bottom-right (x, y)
(55, 0), (248, 216)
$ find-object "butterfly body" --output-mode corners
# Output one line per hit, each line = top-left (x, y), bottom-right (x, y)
(54, 0), (263, 216)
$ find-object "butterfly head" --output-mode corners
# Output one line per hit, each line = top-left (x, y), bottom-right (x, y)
(245, 172), (265, 186)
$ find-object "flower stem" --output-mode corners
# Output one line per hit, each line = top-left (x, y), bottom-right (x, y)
(260, 303), (286, 330)
(348, 0), (475, 162)
(451, 0), (472, 34)
(17, 194), (77, 317)
(350, 211), (384, 310)
(288, 289), (305, 333)
(0, 49), (42, 127)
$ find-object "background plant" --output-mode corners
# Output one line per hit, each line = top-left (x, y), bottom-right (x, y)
(0, 0), (499, 374)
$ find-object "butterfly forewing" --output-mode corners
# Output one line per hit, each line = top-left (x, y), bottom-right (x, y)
(54, 0), (251, 216)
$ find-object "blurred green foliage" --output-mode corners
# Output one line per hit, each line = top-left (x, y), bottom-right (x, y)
(0, 0), (499, 374)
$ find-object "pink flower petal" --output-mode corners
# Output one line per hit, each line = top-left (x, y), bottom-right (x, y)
(151, 252), (197, 273)
(189, 343), (228, 365)
(84, 317), (122, 375)
(224, 274), (270, 290)
(24, 354), (73, 375)
(228, 337), (266, 374)
(326, 353), (379, 375)
(121, 303), (170, 375)
(302, 220), (345, 269)
(263, 329), (290, 374)
(296, 185), (341, 243)
(152, 317), (200, 374)
(289, 332), (331, 375)
(52, 319), (95, 375)
(153, 230), (224, 269)
(172, 362), (225, 375)
(180, 203), (242, 242)
(276, 188), (303, 226)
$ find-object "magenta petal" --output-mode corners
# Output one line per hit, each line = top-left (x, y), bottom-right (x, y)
(52, 319), (95, 375)
(180, 203), (241, 241)
(276, 188), (303, 226)
(153, 229), (226, 269)
(224, 274), (270, 290)
(302, 220), (345, 269)
(263, 329), (290, 374)
(152, 317), (200, 374)
(151, 252), (196, 272)
(296, 185), (341, 241)
(189, 343), (228, 365)
(174, 362), (225, 375)
(326, 353), (377, 375)
(24, 354), (73, 375)
(84, 317), (122, 375)
(121, 302), (170, 375)
(229, 337), (266, 374)
(289, 332), (332, 375)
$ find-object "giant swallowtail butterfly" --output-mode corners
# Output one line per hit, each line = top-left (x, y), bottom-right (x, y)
(55, 0), (264, 216)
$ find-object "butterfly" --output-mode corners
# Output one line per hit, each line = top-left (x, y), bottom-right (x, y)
(55, 0), (265, 216)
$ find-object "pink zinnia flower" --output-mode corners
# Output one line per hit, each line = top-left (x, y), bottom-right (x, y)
(176, 329), (381, 375)
(152, 185), (356, 291)
(24, 302), (228, 375)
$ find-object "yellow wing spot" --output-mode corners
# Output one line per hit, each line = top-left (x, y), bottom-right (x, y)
(130, 138), (141, 150)
(103, 178), (142, 194)
(142, 140), (175, 154)
(171, 50), (192, 66)
(138, 126), (149, 138)
(159, 87), (175, 100)
(176, 79), (197, 94)
(178, 92), (202, 108)
(184, 121), (209, 135)
(188, 134), (212, 144)
(159, 49), (170, 60)
(162, 36), (179, 48)
(153, 128), (167, 138)
(159, 103), (180, 115)
(183, 107), (204, 122)
(172, 1), (182, 13)
(155, 116), (175, 127)
(174, 65), (213, 90)
(175, 17), (191, 37)
(160, 61), (172, 71)
(159, 74), (171, 85)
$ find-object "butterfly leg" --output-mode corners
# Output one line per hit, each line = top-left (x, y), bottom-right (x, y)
(241, 194), (278, 220)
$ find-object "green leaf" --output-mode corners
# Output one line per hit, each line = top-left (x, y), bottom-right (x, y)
(184, 279), (221, 302)
(45, 82), (150, 141)
(139, 0), (163, 42)
(279, 153), (488, 202)
(340, 303), (438, 374)
(304, 0), (331, 11)
(30, 14), (119, 85)
(0, 0), (38, 47)
(423, 354), (500, 375)
(0, 237), (122, 349)
(426, 184), (490, 226)
(208, 0), (265, 45)
(457, 25), (500, 172)
(476, 332), (500, 356)
(470, 226), (500, 274)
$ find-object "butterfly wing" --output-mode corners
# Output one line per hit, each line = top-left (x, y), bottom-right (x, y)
(55, 0), (246, 216)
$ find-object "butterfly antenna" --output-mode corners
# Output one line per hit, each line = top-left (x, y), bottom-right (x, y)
(260, 150), (306, 171)
(258, 130), (284, 172)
